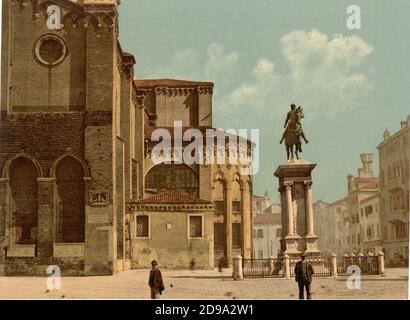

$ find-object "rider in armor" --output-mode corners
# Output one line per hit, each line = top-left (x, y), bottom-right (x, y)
(280, 104), (309, 145)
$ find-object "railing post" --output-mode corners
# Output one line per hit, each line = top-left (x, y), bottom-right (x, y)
(330, 253), (338, 278)
(268, 256), (275, 275)
(232, 255), (243, 280)
(377, 252), (385, 276)
(343, 253), (348, 272)
(367, 252), (373, 274)
(357, 252), (364, 272)
(284, 254), (290, 280)
(350, 252), (356, 267)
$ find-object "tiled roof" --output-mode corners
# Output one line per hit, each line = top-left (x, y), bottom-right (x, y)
(329, 197), (350, 207)
(253, 213), (281, 225)
(264, 204), (281, 214)
(129, 190), (212, 205)
(135, 79), (213, 88)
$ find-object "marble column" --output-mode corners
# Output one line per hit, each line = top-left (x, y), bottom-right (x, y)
(284, 181), (294, 237)
(240, 186), (251, 259)
(37, 178), (55, 261)
(304, 181), (315, 237)
(225, 186), (232, 267)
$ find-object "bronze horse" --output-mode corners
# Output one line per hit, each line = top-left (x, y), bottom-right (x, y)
(284, 108), (304, 160)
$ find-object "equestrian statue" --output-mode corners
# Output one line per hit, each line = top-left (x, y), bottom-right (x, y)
(280, 104), (309, 160)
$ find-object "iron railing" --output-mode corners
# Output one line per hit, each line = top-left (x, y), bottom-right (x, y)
(337, 255), (379, 276)
(241, 254), (380, 279)
(243, 258), (285, 278)
(289, 257), (332, 278)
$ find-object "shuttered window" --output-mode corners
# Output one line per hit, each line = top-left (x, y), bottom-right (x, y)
(189, 216), (203, 238)
(136, 216), (149, 237)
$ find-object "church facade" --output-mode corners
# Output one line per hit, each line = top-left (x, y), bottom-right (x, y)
(0, 0), (253, 276)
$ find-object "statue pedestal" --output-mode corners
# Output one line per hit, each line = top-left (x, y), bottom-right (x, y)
(274, 159), (321, 260)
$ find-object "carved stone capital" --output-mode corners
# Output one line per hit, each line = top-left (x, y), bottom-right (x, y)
(304, 180), (313, 189)
(284, 181), (293, 189)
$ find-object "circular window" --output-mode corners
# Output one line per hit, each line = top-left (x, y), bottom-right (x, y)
(34, 35), (67, 67)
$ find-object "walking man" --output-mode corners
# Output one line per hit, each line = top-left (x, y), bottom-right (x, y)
(148, 260), (165, 299)
(294, 252), (314, 300)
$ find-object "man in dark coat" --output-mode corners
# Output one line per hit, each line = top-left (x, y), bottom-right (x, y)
(294, 252), (314, 300)
(148, 260), (165, 299)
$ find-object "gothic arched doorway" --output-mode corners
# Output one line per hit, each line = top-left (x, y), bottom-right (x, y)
(56, 156), (85, 243)
(9, 157), (39, 244)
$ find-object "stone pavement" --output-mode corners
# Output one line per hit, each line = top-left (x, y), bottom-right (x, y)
(0, 268), (407, 300)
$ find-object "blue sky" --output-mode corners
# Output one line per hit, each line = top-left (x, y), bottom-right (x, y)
(118, 0), (410, 203)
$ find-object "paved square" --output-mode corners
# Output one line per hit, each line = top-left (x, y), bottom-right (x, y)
(0, 268), (407, 300)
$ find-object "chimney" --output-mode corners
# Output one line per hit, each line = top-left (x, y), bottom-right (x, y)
(347, 174), (354, 193)
(359, 154), (374, 178)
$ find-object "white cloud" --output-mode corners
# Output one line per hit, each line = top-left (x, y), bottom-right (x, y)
(143, 30), (373, 120)
(204, 43), (239, 81)
(146, 43), (239, 84)
(220, 29), (373, 118)
(149, 48), (201, 80)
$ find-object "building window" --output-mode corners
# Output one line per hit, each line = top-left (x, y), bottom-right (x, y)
(189, 215), (203, 238)
(136, 215), (149, 238)
(34, 34), (67, 67)
(365, 205), (373, 216)
(257, 229), (264, 238)
(276, 228), (282, 238)
(215, 201), (225, 213)
(214, 223), (225, 249)
(258, 250), (264, 259)
(232, 201), (241, 213)
(232, 223), (241, 248)
(145, 163), (199, 197)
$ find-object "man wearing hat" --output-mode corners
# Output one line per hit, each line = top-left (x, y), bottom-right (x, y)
(148, 260), (165, 299)
(294, 252), (314, 300)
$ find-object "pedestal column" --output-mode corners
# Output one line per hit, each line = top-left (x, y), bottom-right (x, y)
(240, 185), (251, 259)
(304, 181), (315, 237)
(275, 160), (320, 259)
(284, 181), (294, 237)
(225, 186), (232, 267)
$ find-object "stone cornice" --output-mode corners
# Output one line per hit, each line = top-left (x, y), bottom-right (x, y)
(155, 87), (197, 97)
(126, 203), (215, 212)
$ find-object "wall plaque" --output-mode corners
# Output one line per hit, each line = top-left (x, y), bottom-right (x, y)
(88, 213), (109, 224)
(7, 245), (36, 257)
(53, 243), (84, 257)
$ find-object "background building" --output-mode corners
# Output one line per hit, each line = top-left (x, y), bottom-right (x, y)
(252, 194), (281, 259)
(378, 115), (410, 266)
(345, 154), (380, 253)
(313, 154), (381, 258)
(252, 193), (270, 215)
(359, 193), (382, 254)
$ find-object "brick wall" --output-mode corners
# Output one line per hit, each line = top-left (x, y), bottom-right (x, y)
(0, 112), (85, 173)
